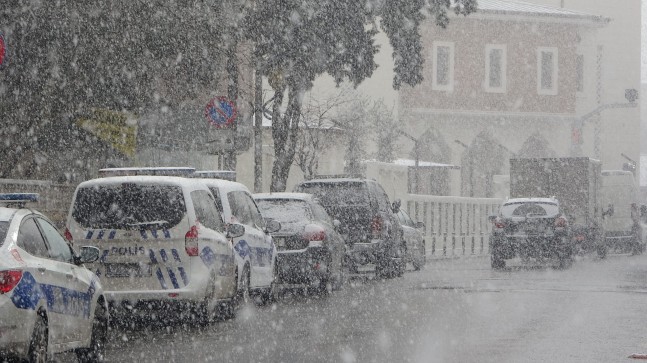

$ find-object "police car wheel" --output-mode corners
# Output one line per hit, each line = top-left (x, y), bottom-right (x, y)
(77, 298), (108, 362)
(28, 315), (48, 363)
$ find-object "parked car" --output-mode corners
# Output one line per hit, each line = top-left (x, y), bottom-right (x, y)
(66, 175), (244, 323)
(254, 193), (345, 294)
(489, 197), (573, 269)
(395, 209), (426, 271)
(294, 177), (405, 278)
(199, 178), (279, 304)
(0, 193), (107, 362)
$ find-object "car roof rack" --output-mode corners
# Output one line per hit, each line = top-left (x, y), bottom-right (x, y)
(0, 193), (39, 208)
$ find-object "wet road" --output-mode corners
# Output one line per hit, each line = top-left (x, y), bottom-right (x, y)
(92, 255), (647, 362)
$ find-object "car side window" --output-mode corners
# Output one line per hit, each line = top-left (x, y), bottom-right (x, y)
(207, 187), (224, 214)
(191, 190), (224, 232)
(17, 217), (50, 259)
(312, 202), (333, 224)
(374, 183), (391, 213)
(243, 192), (265, 228)
(36, 218), (74, 263)
(228, 191), (254, 225)
(401, 210), (414, 227)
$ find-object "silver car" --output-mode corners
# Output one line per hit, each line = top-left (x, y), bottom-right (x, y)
(396, 210), (426, 271)
(254, 193), (345, 295)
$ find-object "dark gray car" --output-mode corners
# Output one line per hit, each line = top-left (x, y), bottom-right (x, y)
(490, 197), (573, 269)
(294, 178), (405, 278)
(254, 193), (345, 294)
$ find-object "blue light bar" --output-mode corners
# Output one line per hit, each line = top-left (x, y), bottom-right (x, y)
(98, 167), (196, 177)
(0, 193), (39, 203)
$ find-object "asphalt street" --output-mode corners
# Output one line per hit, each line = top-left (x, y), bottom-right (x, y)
(59, 254), (647, 362)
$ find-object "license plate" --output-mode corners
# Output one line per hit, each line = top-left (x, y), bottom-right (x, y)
(105, 263), (151, 278)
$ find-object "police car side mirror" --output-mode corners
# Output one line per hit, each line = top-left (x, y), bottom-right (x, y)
(77, 246), (100, 265)
(226, 223), (246, 239)
(415, 221), (425, 229)
(265, 219), (281, 234)
(392, 199), (401, 214)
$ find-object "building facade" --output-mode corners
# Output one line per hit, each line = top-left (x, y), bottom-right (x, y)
(398, 0), (640, 197)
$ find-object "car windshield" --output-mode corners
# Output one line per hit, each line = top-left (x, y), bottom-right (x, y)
(72, 184), (186, 229)
(296, 182), (369, 207)
(501, 202), (559, 218)
(256, 199), (313, 226)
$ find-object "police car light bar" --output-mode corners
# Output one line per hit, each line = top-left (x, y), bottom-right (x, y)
(0, 193), (39, 207)
(192, 170), (236, 181)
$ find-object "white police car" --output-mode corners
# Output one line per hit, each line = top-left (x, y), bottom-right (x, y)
(0, 193), (107, 362)
(65, 175), (244, 322)
(199, 178), (279, 303)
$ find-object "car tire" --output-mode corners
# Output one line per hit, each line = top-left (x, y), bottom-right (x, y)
(28, 313), (48, 363)
(491, 252), (505, 269)
(596, 244), (608, 259)
(77, 298), (108, 362)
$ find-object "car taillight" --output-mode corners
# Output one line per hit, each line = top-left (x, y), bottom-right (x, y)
(371, 215), (383, 238)
(493, 219), (505, 229)
(555, 216), (567, 228)
(64, 227), (73, 244)
(0, 270), (22, 294)
(185, 225), (199, 256)
(303, 225), (325, 247)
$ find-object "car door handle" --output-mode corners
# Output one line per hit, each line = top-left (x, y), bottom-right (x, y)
(66, 273), (74, 280)
(37, 267), (46, 273)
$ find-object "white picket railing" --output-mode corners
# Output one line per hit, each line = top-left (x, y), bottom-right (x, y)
(403, 194), (502, 257)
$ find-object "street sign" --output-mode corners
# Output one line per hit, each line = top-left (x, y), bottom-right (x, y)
(205, 96), (237, 129)
(0, 33), (6, 67)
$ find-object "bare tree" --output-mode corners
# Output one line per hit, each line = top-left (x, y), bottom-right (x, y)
(294, 89), (352, 179)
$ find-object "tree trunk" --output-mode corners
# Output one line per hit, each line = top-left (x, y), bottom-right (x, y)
(270, 84), (302, 192)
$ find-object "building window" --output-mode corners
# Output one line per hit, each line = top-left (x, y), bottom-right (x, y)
(432, 42), (454, 92)
(485, 44), (506, 93)
(576, 54), (584, 93)
(537, 47), (558, 95)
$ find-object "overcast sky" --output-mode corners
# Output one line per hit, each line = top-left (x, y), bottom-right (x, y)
(642, 0), (646, 83)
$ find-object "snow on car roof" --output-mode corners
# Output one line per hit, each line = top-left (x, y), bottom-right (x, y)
(77, 175), (205, 188)
(504, 197), (558, 205)
(253, 192), (314, 201)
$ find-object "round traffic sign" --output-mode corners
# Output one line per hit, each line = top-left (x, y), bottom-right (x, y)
(0, 33), (6, 67)
(205, 96), (237, 129)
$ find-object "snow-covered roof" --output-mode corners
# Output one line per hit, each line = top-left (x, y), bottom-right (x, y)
(475, 0), (607, 22)
(254, 114), (343, 131)
(392, 158), (460, 168)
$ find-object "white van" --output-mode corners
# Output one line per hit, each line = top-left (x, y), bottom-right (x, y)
(65, 175), (244, 321)
(600, 170), (643, 254)
(199, 178), (279, 303)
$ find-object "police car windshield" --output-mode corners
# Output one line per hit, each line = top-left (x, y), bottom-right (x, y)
(0, 221), (8, 246)
(72, 184), (186, 230)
